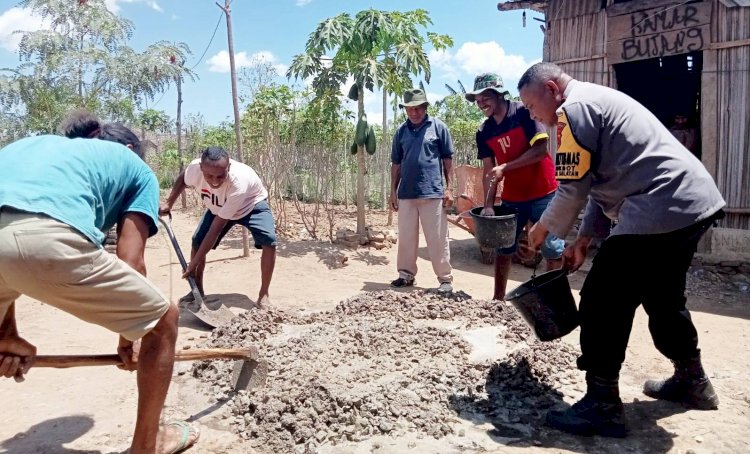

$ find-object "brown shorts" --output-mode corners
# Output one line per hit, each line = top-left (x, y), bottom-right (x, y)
(0, 209), (170, 341)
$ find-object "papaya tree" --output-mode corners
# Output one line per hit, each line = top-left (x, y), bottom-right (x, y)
(287, 8), (452, 236)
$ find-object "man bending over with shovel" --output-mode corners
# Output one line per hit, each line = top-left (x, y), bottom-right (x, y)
(160, 147), (277, 307)
(0, 113), (199, 453)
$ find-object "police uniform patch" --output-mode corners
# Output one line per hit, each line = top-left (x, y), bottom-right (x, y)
(556, 109), (591, 180)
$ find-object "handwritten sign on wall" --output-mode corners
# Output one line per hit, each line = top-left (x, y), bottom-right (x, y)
(607, 2), (711, 64)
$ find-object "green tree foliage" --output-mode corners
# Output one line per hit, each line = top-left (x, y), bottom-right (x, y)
(188, 123), (236, 157)
(153, 142), (183, 189)
(2, 0), (195, 134)
(242, 84), (296, 153)
(431, 93), (484, 166)
(138, 108), (172, 134)
(0, 110), (25, 147)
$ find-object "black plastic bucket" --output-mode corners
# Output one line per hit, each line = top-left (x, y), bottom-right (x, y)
(505, 269), (579, 341)
(469, 205), (517, 249)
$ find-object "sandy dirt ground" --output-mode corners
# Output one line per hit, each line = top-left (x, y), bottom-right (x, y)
(1, 204), (749, 454)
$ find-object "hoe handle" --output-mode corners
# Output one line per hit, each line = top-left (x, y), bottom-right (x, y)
(34, 347), (259, 369)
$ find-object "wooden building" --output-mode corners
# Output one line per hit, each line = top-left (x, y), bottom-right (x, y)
(498, 0), (750, 258)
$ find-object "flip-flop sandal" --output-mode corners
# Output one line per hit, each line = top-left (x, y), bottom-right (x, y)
(164, 420), (200, 454)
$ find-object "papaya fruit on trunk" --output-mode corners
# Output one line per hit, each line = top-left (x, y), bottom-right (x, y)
(355, 114), (368, 145)
(365, 125), (376, 155)
(347, 84), (359, 101)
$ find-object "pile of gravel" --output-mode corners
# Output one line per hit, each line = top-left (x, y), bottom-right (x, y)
(687, 266), (750, 299)
(191, 290), (580, 453)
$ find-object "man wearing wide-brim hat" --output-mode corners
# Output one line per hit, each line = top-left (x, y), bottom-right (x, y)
(467, 72), (564, 301)
(390, 88), (455, 294)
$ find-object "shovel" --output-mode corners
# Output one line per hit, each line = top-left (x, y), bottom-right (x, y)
(159, 214), (235, 328)
(34, 347), (267, 392)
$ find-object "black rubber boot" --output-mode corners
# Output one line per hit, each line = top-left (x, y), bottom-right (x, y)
(643, 356), (719, 410)
(546, 374), (629, 438)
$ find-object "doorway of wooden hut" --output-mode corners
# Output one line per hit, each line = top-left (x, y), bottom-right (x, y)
(614, 51), (703, 159)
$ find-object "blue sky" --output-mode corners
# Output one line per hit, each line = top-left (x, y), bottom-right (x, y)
(0, 0), (544, 126)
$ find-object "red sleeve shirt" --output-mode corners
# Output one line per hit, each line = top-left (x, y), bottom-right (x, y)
(476, 101), (557, 202)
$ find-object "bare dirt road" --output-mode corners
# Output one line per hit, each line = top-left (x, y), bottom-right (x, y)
(1, 206), (748, 454)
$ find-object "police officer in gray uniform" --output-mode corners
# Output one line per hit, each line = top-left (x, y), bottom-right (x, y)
(519, 62), (725, 437)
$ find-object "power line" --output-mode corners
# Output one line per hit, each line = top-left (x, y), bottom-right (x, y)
(190, 10), (225, 71)
(150, 10), (224, 109)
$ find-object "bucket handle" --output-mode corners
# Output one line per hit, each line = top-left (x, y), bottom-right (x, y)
(480, 177), (502, 215)
(528, 263), (540, 288)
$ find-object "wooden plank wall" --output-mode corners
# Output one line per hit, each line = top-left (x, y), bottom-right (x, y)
(542, 0), (749, 230)
(545, 2), (613, 151)
(708, 3), (750, 229)
(545, 0), (602, 20)
(547, 10), (612, 86)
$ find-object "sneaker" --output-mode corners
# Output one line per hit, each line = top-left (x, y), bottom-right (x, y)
(390, 277), (415, 288)
(437, 282), (453, 294)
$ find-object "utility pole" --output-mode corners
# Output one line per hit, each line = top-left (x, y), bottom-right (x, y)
(217, 0), (250, 257)
(176, 71), (187, 209)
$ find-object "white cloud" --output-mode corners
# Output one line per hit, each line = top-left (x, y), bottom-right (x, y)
(455, 41), (531, 79)
(428, 48), (459, 80)
(251, 50), (288, 77)
(0, 7), (50, 52)
(430, 41), (537, 91)
(147, 1), (163, 12)
(296, 0), (313, 6)
(207, 50), (287, 75)
(105, 0), (163, 14)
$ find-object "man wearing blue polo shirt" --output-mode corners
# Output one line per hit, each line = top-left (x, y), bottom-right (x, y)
(390, 88), (455, 294)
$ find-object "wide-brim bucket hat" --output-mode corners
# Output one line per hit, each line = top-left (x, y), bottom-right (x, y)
(399, 88), (430, 108)
(465, 73), (510, 102)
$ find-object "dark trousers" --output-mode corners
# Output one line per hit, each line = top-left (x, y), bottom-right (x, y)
(577, 214), (720, 379)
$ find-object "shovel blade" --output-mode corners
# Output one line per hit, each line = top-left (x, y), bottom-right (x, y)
(231, 358), (268, 392)
(181, 298), (235, 328)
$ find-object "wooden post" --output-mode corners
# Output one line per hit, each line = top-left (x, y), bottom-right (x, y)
(218, 0), (250, 257)
(176, 73), (187, 209)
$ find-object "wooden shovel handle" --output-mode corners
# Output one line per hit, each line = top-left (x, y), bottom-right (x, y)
(34, 347), (259, 369)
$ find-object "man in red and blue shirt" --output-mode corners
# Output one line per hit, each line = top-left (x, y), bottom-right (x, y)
(466, 72), (564, 300)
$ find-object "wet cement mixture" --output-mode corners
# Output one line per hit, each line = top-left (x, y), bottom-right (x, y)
(191, 290), (580, 453)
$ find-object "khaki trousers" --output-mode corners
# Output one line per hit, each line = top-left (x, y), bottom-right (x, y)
(0, 209), (170, 341)
(396, 198), (453, 284)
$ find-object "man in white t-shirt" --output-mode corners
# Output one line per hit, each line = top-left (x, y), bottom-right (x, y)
(160, 147), (277, 306)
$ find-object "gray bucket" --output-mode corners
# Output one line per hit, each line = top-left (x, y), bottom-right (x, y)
(505, 269), (579, 341)
(469, 205), (517, 249)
